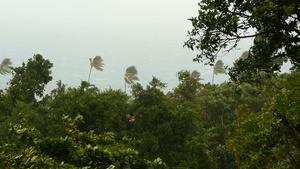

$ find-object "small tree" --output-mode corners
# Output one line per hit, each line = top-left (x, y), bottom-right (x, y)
(173, 70), (203, 102)
(88, 56), (104, 83)
(0, 58), (12, 75)
(8, 54), (53, 103)
(124, 65), (139, 93)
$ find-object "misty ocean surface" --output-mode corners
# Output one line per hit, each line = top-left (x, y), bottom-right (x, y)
(0, 0), (251, 94)
(0, 32), (231, 94)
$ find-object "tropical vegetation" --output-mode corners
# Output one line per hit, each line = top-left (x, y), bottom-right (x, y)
(88, 56), (104, 83)
(0, 0), (299, 168)
(0, 54), (299, 168)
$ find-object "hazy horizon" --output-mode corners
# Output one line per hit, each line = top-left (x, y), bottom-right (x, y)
(0, 0), (255, 93)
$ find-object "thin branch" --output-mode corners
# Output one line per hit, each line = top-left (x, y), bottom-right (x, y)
(220, 115), (228, 132)
(271, 150), (291, 165)
(285, 134), (299, 168)
(233, 146), (240, 169)
(219, 30), (268, 42)
(227, 9), (252, 18)
(262, 92), (271, 106)
(284, 111), (300, 138)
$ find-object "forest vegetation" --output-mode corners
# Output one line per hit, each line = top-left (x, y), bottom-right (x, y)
(0, 0), (299, 168)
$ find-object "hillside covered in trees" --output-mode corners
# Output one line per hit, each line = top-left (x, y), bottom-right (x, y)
(0, 54), (299, 168)
(1, 0), (299, 168)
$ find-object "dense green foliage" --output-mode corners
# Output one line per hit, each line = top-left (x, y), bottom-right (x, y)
(227, 70), (300, 168)
(0, 114), (167, 168)
(0, 55), (299, 168)
(185, 0), (299, 81)
(184, 1), (299, 167)
(7, 54), (53, 104)
(1, 1), (300, 165)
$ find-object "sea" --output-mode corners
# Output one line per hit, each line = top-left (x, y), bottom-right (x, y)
(0, 0), (275, 95)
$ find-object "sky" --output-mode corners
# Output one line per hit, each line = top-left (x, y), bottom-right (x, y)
(0, 0), (259, 93)
(0, 0), (200, 37)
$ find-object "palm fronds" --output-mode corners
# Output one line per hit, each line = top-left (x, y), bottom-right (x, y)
(191, 70), (201, 79)
(124, 66), (139, 92)
(88, 56), (104, 82)
(212, 60), (225, 84)
(214, 60), (226, 75)
(240, 51), (249, 60)
(90, 56), (104, 71)
(0, 58), (12, 75)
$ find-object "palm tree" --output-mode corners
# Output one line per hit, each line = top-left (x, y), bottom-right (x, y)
(0, 58), (12, 75)
(240, 51), (249, 60)
(212, 60), (225, 84)
(88, 56), (104, 83)
(191, 70), (201, 79)
(124, 65), (139, 93)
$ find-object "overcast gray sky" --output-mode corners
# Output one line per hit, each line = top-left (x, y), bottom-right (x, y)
(1, 0), (269, 91)
(0, 0), (199, 35)
(1, 0), (213, 90)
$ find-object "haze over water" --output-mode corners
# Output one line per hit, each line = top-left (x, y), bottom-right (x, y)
(0, 0), (253, 93)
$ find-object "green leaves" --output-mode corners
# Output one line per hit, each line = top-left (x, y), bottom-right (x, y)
(185, 0), (300, 82)
(8, 54), (53, 103)
(226, 70), (300, 168)
(1, 114), (168, 168)
(1, 54), (299, 168)
(172, 70), (203, 102)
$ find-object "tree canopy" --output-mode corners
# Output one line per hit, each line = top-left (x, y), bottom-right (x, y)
(1, 54), (299, 168)
(184, 0), (299, 81)
(7, 54), (53, 103)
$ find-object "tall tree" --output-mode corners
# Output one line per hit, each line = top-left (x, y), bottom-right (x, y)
(212, 60), (225, 84)
(173, 70), (203, 102)
(227, 69), (300, 168)
(124, 65), (139, 93)
(184, 0), (299, 81)
(0, 58), (12, 75)
(8, 54), (53, 103)
(88, 56), (104, 83)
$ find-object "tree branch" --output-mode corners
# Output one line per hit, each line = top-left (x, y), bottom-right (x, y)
(271, 150), (291, 165)
(285, 134), (299, 168)
(284, 111), (300, 138)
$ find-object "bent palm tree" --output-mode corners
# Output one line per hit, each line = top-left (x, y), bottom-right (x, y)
(124, 66), (139, 93)
(191, 70), (201, 79)
(88, 56), (104, 83)
(212, 60), (225, 84)
(0, 58), (12, 75)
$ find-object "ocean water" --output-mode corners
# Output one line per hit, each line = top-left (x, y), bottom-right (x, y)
(0, 31), (235, 94)
(0, 0), (252, 94)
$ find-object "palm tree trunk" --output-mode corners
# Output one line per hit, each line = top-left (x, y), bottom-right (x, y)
(125, 80), (127, 93)
(88, 66), (93, 82)
(212, 71), (215, 84)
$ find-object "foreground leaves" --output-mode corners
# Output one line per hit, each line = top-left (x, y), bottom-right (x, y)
(0, 114), (168, 169)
